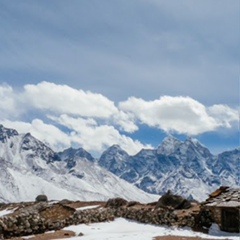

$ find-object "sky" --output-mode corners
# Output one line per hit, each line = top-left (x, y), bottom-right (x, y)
(0, 0), (239, 156)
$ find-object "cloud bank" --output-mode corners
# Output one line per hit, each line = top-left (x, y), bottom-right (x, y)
(0, 82), (238, 155)
(119, 96), (238, 135)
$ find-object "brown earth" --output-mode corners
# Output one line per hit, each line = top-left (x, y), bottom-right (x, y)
(11, 230), (76, 240)
(11, 233), (232, 240)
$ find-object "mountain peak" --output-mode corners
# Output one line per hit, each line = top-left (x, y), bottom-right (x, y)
(104, 144), (129, 156)
(185, 137), (202, 146)
(109, 144), (123, 150)
(0, 124), (19, 143)
(58, 147), (95, 164)
(157, 135), (182, 155)
(183, 137), (212, 156)
(163, 135), (182, 143)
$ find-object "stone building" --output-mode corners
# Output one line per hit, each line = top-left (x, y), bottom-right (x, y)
(203, 186), (239, 233)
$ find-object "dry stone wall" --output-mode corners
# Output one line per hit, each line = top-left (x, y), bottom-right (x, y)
(0, 201), (208, 239)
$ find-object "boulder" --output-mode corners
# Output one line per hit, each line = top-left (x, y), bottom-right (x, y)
(155, 190), (191, 210)
(35, 194), (48, 202)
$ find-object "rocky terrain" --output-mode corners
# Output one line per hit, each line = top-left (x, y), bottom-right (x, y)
(0, 192), (216, 239)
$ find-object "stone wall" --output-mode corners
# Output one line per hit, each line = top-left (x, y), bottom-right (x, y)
(205, 207), (221, 226)
(0, 203), (206, 239)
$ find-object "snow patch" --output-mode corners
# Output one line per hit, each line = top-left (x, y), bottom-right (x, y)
(76, 205), (100, 211)
(60, 218), (239, 240)
(0, 208), (16, 217)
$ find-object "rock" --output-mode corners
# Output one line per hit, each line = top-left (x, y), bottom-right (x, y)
(0, 203), (6, 209)
(105, 198), (128, 208)
(35, 194), (48, 202)
(59, 199), (72, 205)
(127, 201), (140, 207)
(155, 190), (191, 210)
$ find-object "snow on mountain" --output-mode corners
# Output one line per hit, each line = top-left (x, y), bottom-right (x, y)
(58, 147), (95, 169)
(0, 124), (18, 143)
(0, 125), (158, 203)
(206, 148), (240, 186)
(0, 124), (238, 203)
(98, 144), (130, 177)
(56, 152), (157, 203)
(157, 135), (182, 155)
(99, 137), (238, 201)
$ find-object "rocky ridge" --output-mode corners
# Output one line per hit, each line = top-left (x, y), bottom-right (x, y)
(98, 136), (239, 201)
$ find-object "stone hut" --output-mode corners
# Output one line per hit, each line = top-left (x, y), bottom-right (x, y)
(202, 186), (239, 233)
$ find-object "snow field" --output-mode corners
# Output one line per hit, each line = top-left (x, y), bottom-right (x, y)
(60, 218), (239, 240)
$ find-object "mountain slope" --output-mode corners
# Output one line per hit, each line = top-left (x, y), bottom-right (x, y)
(99, 136), (239, 201)
(0, 124), (238, 203)
(0, 125), (158, 203)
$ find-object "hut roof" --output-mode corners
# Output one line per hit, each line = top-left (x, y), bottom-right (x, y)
(204, 187), (240, 208)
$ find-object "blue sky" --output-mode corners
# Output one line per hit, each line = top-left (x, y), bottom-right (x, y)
(0, 0), (239, 156)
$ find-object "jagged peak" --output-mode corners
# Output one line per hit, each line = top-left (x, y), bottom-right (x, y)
(184, 137), (208, 149)
(100, 144), (130, 160)
(59, 147), (95, 162)
(0, 124), (19, 143)
(23, 132), (32, 138)
(157, 135), (182, 155)
(109, 144), (122, 149)
(185, 137), (200, 144)
(61, 146), (88, 153)
(105, 144), (127, 154)
(0, 124), (19, 134)
(21, 132), (44, 145)
(162, 135), (182, 144)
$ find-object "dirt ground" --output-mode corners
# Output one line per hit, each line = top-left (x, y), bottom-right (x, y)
(11, 230), (76, 240)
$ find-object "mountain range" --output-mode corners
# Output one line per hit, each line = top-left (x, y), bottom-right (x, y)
(99, 137), (239, 201)
(0, 125), (156, 203)
(0, 124), (238, 203)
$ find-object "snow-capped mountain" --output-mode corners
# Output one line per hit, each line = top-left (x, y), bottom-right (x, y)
(0, 124), (238, 203)
(0, 125), (157, 203)
(99, 136), (239, 201)
(98, 144), (130, 176)
(0, 124), (18, 143)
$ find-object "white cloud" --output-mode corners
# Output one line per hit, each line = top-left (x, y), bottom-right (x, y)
(1, 114), (148, 156)
(112, 110), (138, 133)
(119, 96), (238, 135)
(0, 84), (20, 118)
(49, 114), (150, 155)
(0, 82), (238, 155)
(208, 104), (239, 128)
(23, 81), (118, 118)
(22, 81), (137, 133)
